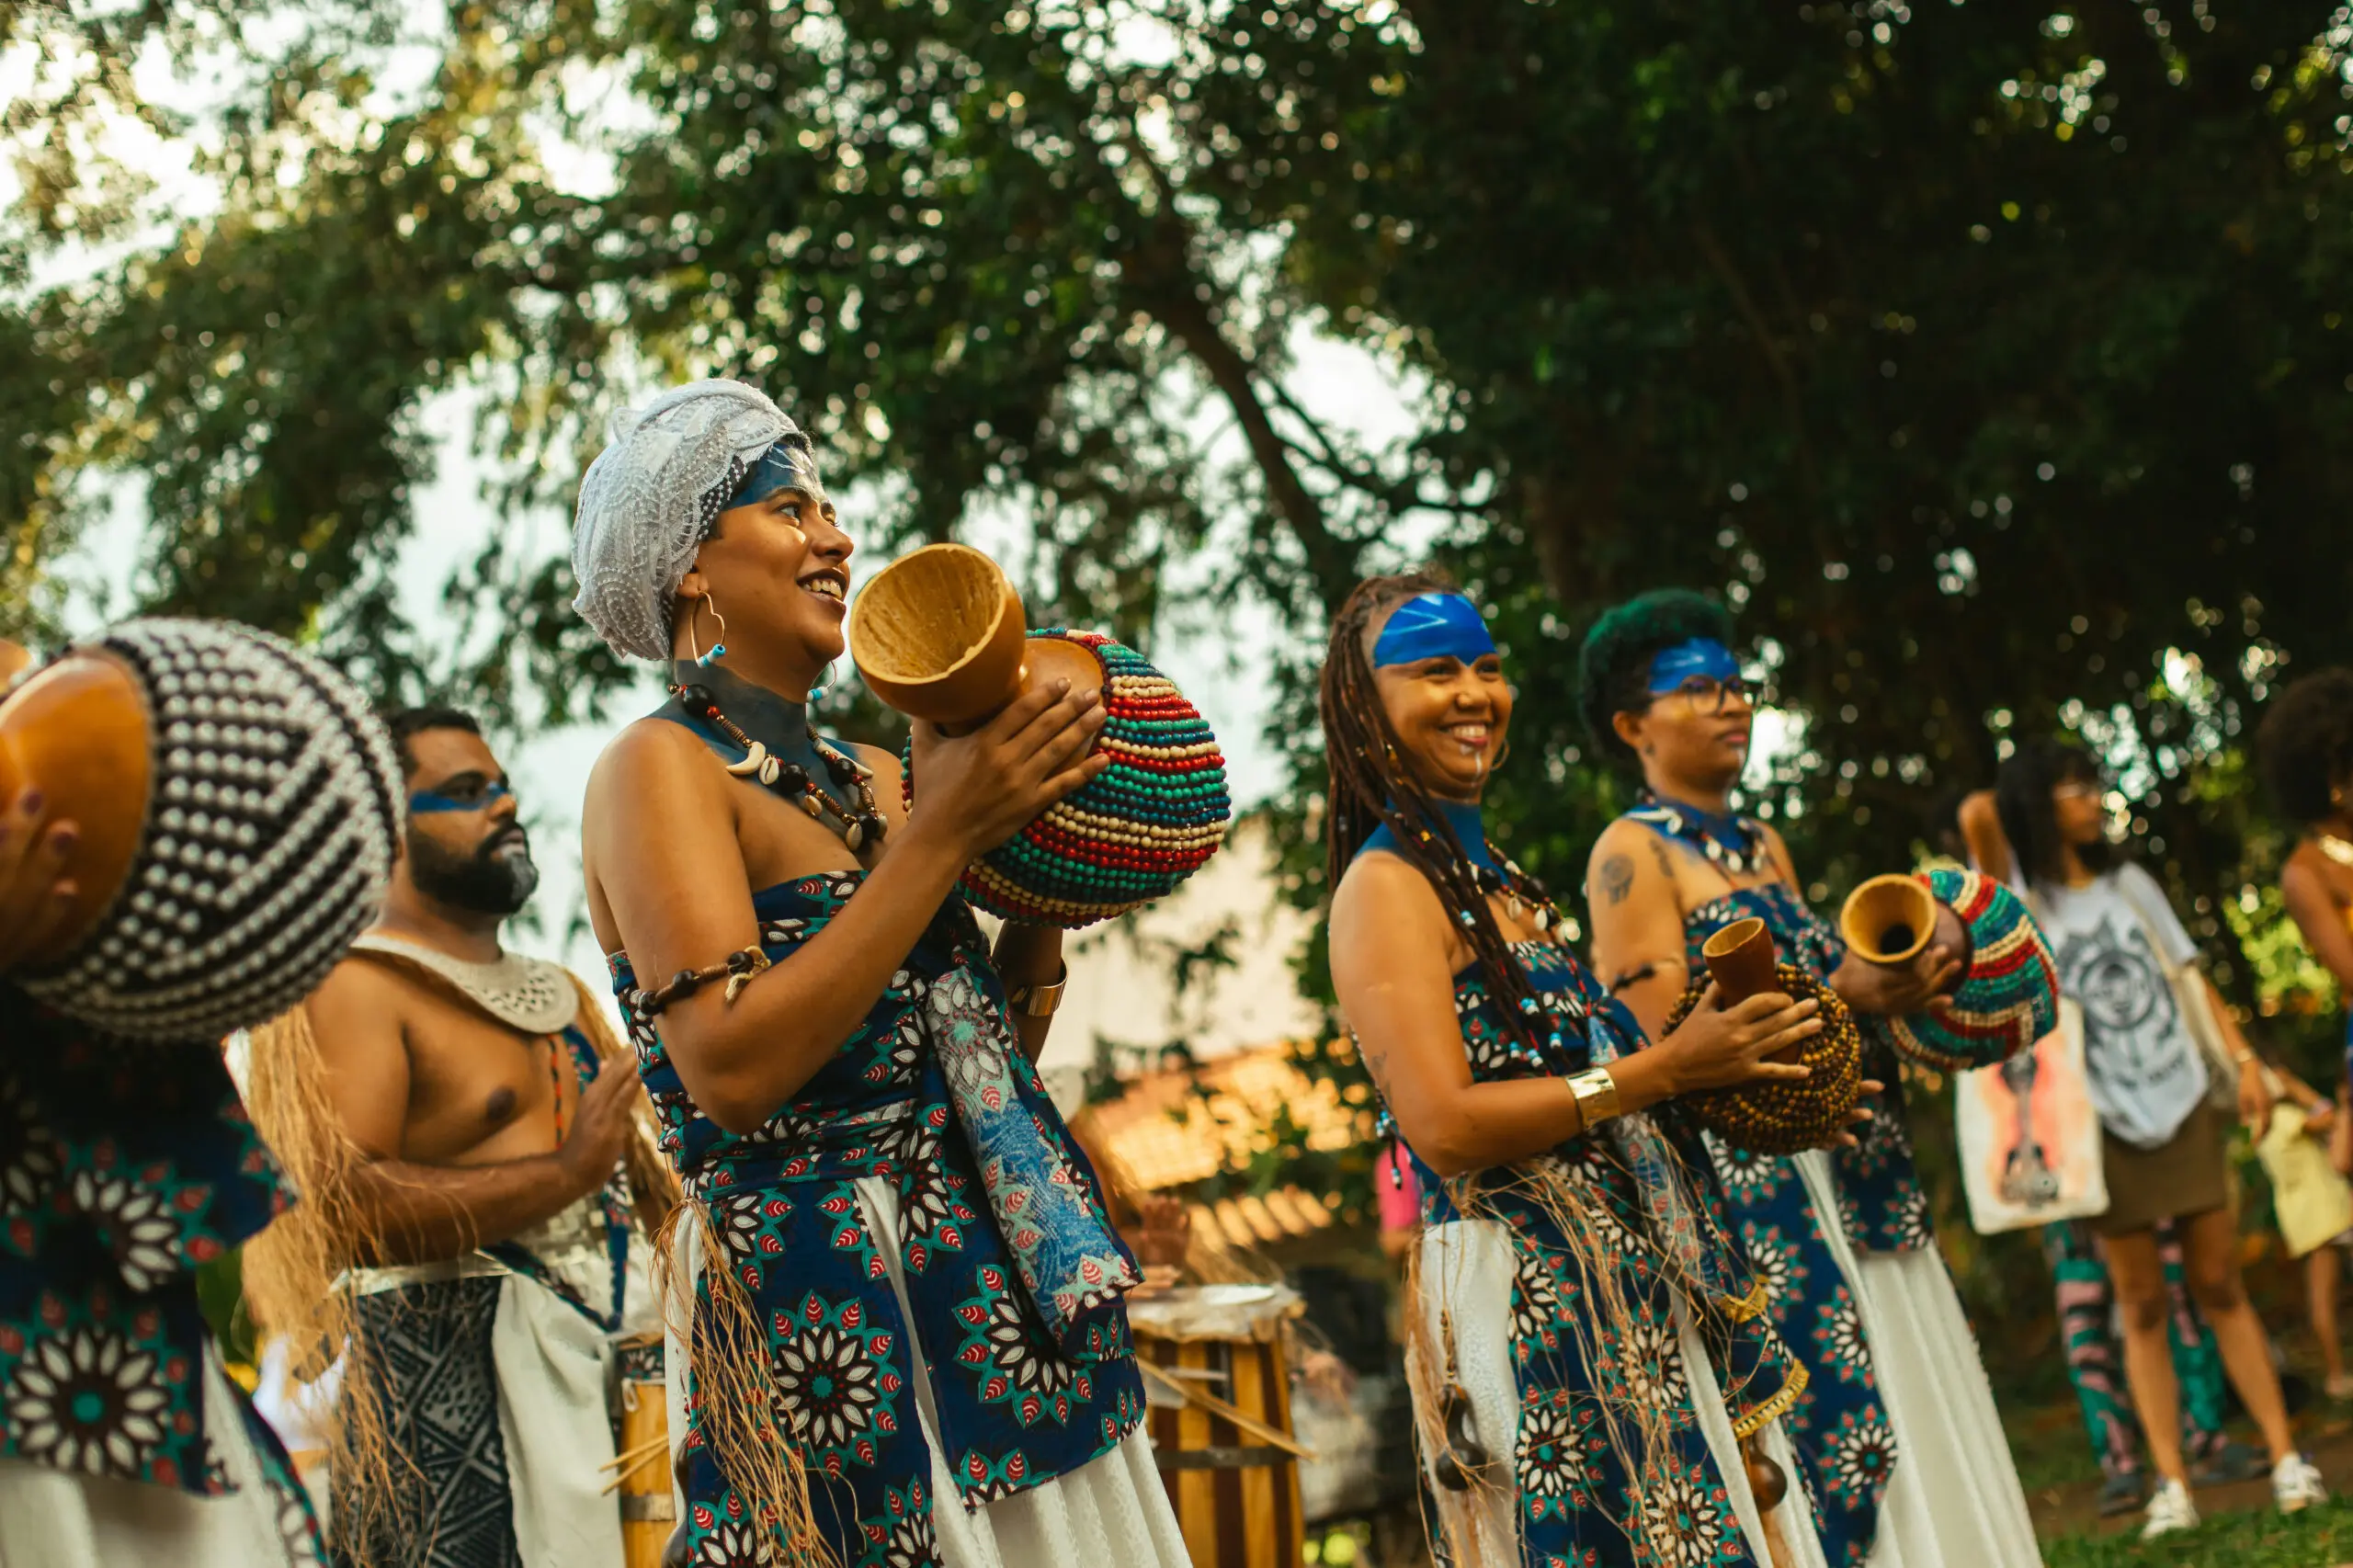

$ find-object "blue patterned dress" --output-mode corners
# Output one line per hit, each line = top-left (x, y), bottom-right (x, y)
(610, 872), (1145, 1568)
(0, 982), (323, 1562)
(1666, 879), (1924, 1568)
(1386, 940), (1805, 1568)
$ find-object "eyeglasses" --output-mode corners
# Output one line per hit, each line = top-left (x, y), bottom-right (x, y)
(408, 778), (514, 815)
(1647, 676), (1754, 716)
(2053, 782), (2103, 802)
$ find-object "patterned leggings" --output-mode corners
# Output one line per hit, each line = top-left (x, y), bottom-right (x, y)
(2043, 1218), (2228, 1481)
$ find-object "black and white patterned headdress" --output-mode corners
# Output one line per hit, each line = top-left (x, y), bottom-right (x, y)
(18, 619), (403, 1042)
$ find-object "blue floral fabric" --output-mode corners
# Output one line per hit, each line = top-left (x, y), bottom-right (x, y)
(610, 873), (1143, 1568)
(0, 981), (324, 1559)
(1382, 940), (1805, 1568)
(1668, 879), (1922, 1568)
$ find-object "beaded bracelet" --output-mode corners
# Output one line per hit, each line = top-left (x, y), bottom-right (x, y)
(641, 946), (772, 1016)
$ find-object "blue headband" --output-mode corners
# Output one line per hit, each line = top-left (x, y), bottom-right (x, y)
(1372, 593), (1496, 668)
(1646, 638), (1740, 694)
(724, 437), (828, 514)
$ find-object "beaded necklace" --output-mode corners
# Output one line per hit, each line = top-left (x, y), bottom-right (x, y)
(665, 665), (890, 852)
(1364, 798), (1586, 1039)
(1628, 787), (1768, 877)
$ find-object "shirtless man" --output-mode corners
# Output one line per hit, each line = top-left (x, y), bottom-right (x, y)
(247, 708), (663, 1568)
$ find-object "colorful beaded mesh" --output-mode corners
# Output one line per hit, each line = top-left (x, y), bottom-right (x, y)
(909, 631), (1231, 928)
(1886, 868), (2059, 1071)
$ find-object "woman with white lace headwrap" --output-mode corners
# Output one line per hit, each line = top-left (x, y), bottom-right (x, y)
(573, 379), (828, 664)
(572, 381), (1192, 1568)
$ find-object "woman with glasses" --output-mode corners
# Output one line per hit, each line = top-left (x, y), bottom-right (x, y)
(1961, 739), (2322, 1538)
(1581, 590), (2039, 1568)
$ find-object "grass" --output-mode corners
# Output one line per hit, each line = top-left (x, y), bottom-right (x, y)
(2042, 1498), (2353, 1567)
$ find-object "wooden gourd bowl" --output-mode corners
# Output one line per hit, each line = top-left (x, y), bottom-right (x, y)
(1885, 868), (2056, 1071)
(1838, 873), (1938, 966)
(0, 652), (153, 966)
(846, 542), (1100, 727)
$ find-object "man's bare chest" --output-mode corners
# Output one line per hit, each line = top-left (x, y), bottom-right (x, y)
(395, 986), (568, 1165)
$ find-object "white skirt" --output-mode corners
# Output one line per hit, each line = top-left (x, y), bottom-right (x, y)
(0, 1344), (318, 1568)
(670, 1176), (1192, 1568)
(1790, 1152), (2040, 1568)
(1415, 1217), (1831, 1568)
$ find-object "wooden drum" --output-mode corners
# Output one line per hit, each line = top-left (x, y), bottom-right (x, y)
(1130, 1285), (1307, 1568)
(608, 1330), (674, 1568)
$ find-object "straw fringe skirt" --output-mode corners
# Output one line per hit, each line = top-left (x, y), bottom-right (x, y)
(1412, 1217), (1829, 1567)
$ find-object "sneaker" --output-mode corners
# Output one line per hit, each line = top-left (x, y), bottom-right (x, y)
(2142, 1479), (2200, 1540)
(2274, 1451), (2328, 1514)
(2191, 1438), (2272, 1487)
(2097, 1471), (2145, 1517)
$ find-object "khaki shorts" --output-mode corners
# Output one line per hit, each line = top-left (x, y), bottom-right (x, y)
(2092, 1096), (2230, 1236)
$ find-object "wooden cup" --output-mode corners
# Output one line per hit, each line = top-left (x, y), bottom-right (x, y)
(1838, 874), (1938, 967)
(1700, 916), (1778, 1006)
(847, 542), (1104, 729)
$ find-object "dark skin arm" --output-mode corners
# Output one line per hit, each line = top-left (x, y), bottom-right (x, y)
(991, 920), (1065, 1063)
(2282, 856), (2353, 996)
(587, 679), (1105, 1134)
(1331, 850), (1820, 1180)
(1587, 819), (1881, 1145)
(1958, 790), (2012, 885)
(1585, 817), (1696, 1042)
(306, 961), (639, 1266)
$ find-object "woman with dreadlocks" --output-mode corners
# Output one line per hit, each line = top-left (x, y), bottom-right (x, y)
(1581, 589), (2039, 1567)
(1324, 572), (1833, 1568)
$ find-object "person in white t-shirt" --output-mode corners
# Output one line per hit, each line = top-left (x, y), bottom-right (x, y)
(1962, 739), (2325, 1538)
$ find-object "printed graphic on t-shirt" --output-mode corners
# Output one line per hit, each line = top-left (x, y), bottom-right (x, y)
(2052, 913), (2196, 1105)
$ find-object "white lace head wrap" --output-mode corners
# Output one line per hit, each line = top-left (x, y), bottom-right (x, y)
(570, 379), (827, 662)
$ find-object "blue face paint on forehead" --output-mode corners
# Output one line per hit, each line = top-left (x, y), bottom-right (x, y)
(1372, 593), (1497, 668)
(724, 437), (828, 514)
(1646, 638), (1740, 694)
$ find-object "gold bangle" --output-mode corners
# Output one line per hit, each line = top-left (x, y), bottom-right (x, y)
(1007, 964), (1068, 1017)
(1567, 1066), (1620, 1129)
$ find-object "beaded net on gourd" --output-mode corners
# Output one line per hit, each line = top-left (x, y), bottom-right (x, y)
(1663, 964), (1864, 1155)
(906, 631), (1230, 927)
(1887, 868), (2058, 1072)
(19, 619), (403, 1042)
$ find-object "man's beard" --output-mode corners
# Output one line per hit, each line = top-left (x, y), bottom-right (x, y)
(408, 824), (540, 916)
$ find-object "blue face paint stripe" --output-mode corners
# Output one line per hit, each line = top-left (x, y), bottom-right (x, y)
(408, 779), (514, 815)
(726, 439), (827, 513)
(1645, 638), (1741, 695)
(1372, 593), (1497, 668)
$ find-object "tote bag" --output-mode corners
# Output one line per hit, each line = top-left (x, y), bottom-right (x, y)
(1955, 995), (2111, 1233)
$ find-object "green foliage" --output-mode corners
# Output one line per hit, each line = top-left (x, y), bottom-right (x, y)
(2042, 1496), (2353, 1568)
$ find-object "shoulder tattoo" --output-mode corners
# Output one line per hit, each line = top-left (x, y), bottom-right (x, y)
(1597, 853), (1635, 905)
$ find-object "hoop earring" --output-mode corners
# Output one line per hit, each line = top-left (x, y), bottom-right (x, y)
(691, 594), (729, 669)
(1494, 736), (1512, 771)
(807, 660), (833, 702)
